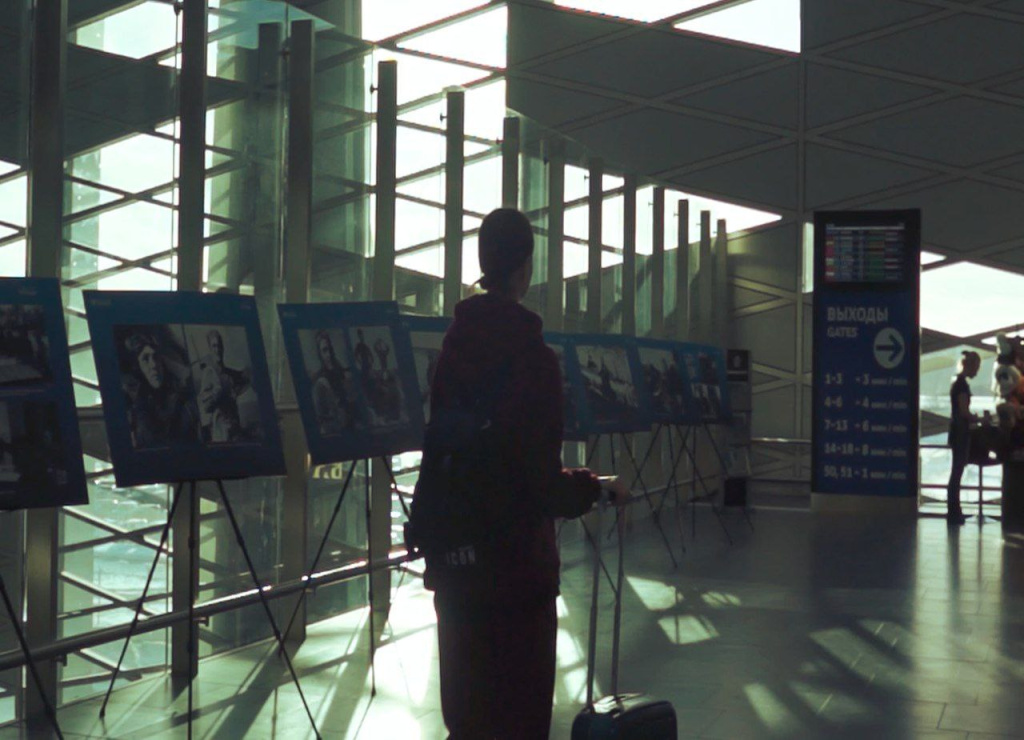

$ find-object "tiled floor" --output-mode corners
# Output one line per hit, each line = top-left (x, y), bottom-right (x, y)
(5, 507), (1024, 739)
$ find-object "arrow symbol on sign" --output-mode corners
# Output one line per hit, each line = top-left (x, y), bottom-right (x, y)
(878, 333), (903, 363)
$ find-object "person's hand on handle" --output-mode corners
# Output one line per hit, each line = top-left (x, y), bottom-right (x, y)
(597, 476), (631, 507)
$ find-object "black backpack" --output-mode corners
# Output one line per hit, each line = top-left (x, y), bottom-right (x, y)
(404, 363), (516, 574)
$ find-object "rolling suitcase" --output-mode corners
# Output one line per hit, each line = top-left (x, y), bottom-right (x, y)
(572, 500), (677, 739)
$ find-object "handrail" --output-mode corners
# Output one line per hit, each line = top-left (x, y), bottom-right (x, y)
(0, 550), (415, 673)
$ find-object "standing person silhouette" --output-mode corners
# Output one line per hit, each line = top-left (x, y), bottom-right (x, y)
(426, 207), (629, 739)
(947, 350), (981, 525)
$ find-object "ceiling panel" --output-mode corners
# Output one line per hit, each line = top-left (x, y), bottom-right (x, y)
(569, 108), (779, 174)
(805, 64), (937, 130)
(802, 0), (935, 50)
(826, 15), (1024, 85)
(508, 2), (624, 66)
(824, 97), (1024, 169)
(859, 179), (1024, 253)
(673, 62), (800, 130)
(804, 144), (937, 209)
(524, 27), (779, 99)
(508, 78), (623, 128)
(669, 144), (799, 211)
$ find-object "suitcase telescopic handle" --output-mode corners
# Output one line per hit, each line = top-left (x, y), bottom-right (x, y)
(584, 499), (603, 708)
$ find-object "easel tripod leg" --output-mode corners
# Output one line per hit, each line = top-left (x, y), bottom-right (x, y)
(281, 461), (358, 646)
(100, 481), (185, 718)
(620, 432), (678, 569)
(0, 573), (63, 739)
(214, 480), (322, 739)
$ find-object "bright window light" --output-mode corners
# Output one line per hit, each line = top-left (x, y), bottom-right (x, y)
(372, 51), (489, 105)
(0, 161), (20, 178)
(674, 0), (801, 53)
(921, 250), (945, 265)
(0, 240), (26, 278)
(399, 6), (507, 69)
(921, 262), (1024, 338)
(565, 166), (590, 203)
(75, 1), (179, 59)
(556, 1), (721, 23)
(361, 0), (489, 42)
(397, 245), (443, 279)
(0, 176), (27, 229)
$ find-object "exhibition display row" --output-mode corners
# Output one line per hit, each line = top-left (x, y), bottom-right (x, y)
(1, 279), (735, 504)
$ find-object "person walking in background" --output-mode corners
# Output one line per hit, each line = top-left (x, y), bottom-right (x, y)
(421, 207), (629, 739)
(948, 350), (981, 525)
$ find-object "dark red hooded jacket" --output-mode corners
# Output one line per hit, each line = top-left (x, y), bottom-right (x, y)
(425, 293), (600, 602)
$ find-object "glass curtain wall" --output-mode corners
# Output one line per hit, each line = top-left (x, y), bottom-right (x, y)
(0, 0), (31, 723)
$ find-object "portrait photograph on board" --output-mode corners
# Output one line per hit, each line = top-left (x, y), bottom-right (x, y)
(677, 343), (732, 425)
(183, 324), (262, 444)
(0, 279), (87, 510)
(86, 291), (285, 487)
(0, 399), (68, 495)
(572, 335), (651, 435)
(279, 301), (424, 465)
(0, 304), (51, 386)
(402, 315), (450, 426)
(299, 328), (358, 436)
(543, 332), (585, 441)
(637, 338), (691, 425)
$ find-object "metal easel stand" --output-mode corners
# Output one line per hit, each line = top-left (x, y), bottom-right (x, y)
(0, 526), (63, 739)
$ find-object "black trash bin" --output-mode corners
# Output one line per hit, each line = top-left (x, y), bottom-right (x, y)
(1002, 460), (1024, 532)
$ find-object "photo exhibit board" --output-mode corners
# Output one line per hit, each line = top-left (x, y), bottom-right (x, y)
(676, 342), (733, 425)
(400, 315), (451, 427)
(85, 291), (286, 487)
(543, 332), (586, 441)
(570, 334), (652, 435)
(279, 301), (424, 464)
(636, 337), (699, 426)
(0, 279), (87, 510)
(812, 209), (921, 498)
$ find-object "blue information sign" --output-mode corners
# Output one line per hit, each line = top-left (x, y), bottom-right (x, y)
(812, 210), (921, 497)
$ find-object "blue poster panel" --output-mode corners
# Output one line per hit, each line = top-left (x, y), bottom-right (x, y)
(543, 332), (586, 441)
(637, 338), (699, 426)
(570, 334), (652, 435)
(0, 279), (87, 510)
(85, 291), (286, 487)
(812, 210), (921, 497)
(401, 315), (451, 427)
(279, 302), (425, 464)
(675, 342), (732, 425)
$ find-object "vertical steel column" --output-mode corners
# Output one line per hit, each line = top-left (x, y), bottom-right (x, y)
(172, 0), (207, 683)
(24, 1), (66, 723)
(284, 21), (314, 307)
(280, 19), (314, 645)
(176, 0), (207, 292)
(622, 175), (637, 337)
(651, 187), (665, 338)
(370, 61), (399, 626)
(714, 219), (729, 346)
(698, 210), (712, 343)
(443, 89), (465, 316)
(501, 116), (520, 209)
(585, 158), (603, 333)
(546, 140), (565, 330)
(372, 61), (397, 303)
(250, 23), (284, 305)
(676, 200), (690, 341)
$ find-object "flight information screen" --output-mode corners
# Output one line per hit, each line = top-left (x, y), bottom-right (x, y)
(823, 223), (908, 285)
